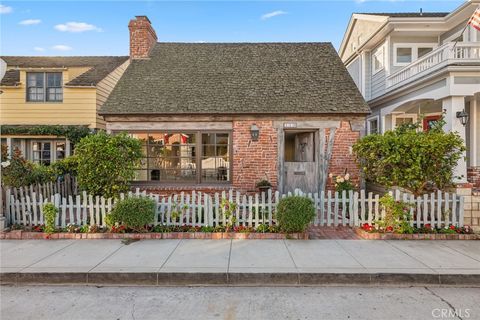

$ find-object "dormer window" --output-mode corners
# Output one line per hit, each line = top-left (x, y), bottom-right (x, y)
(372, 46), (385, 74)
(26, 72), (63, 102)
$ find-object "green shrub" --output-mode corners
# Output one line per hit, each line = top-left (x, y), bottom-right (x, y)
(376, 194), (414, 234)
(75, 132), (143, 198)
(51, 156), (78, 176)
(353, 117), (465, 196)
(276, 196), (315, 233)
(43, 203), (58, 234)
(105, 197), (156, 232)
(1, 148), (55, 187)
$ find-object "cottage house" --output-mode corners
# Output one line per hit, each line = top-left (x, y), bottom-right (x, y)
(0, 56), (129, 164)
(100, 16), (370, 194)
(339, 0), (480, 188)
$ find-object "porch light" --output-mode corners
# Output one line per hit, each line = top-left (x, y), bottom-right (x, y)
(250, 124), (260, 141)
(456, 110), (469, 126)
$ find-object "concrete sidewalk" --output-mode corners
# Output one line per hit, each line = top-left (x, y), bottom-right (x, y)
(1, 239), (479, 286)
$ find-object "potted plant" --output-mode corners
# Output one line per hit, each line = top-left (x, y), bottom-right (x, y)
(256, 179), (272, 192)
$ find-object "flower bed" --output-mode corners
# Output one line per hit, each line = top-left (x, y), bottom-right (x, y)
(0, 230), (308, 240)
(1, 223), (307, 240)
(356, 223), (478, 240)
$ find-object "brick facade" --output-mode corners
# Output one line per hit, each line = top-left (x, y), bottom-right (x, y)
(129, 16), (157, 59)
(467, 166), (480, 189)
(139, 119), (362, 195)
(232, 120), (278, 193)
(326, 121), (361, 190)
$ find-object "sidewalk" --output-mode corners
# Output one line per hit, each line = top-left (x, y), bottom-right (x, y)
(1, 239), (479, 286)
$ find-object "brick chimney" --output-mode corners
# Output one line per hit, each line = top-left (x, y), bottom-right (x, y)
(128, 16), (157, 59)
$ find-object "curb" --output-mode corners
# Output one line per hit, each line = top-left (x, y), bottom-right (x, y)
(2, 272), (479, 287)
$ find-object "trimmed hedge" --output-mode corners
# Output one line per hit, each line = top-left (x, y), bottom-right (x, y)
(106, 197), (156, 232)
(276, 196), (315, 233)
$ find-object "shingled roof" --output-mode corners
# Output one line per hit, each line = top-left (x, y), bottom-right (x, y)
(0, 56), (129, 87)
(101, 43), (369, 115)
(357, 12), (449, 18)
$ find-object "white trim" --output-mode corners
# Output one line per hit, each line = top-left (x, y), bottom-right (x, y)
(372, 45), (385, 75)
(393, 43), (437, 67)
(470, 97), (478, 166)
(366, 115), (380, 135)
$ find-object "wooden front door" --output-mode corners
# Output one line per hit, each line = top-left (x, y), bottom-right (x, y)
(283, 131), (317, 193)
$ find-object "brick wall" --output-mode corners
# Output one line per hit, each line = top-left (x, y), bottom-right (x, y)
(467, 166), (480, 189)
(137, 119), (361, 195)
(128, 16), (157, 59)
(232, 120), (278, 193)
(326, 121), (361, 190)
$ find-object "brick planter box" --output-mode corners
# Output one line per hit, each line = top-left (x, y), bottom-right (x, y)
(354, 228), (479, 240)
(0, 230), (308, 240)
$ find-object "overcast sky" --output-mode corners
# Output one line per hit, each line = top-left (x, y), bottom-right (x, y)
(0, 0), (464, 56)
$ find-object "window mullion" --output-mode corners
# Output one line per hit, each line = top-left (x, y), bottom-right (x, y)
(44, 73), (47, 102)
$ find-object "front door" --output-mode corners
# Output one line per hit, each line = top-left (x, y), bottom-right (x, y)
(283, 131), (317, 193)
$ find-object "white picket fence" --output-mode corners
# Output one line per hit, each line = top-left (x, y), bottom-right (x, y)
(4, 188), (464, 228)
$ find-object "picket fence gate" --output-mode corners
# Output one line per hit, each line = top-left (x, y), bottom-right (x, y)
(3, 187), (464, 229)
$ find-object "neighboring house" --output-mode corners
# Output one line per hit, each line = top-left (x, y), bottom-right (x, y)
(100, 16), (369, 194)
(0, 56), (129, 164)
(339, 0), (480, 188)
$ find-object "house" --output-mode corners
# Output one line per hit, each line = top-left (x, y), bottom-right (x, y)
(339, 0), (480, 188)
(0, 56), (129, 164)
(100, 16), (370, 194)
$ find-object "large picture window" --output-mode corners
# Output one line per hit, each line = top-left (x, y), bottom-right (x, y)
(129, 132), (231, 183)
(27, 72), (63, 102)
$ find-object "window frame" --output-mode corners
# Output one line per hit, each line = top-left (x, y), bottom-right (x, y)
(392, 113), (418, 128)
(367, 116), (380, 135)
(372, 46), (385, 75)
(393, 43), (436, 67)
(128, 130), (233, 185)
(31, 140), (53, 165)
(26, 72), (63, 103)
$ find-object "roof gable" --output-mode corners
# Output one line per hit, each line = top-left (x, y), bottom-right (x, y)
(101, 42), (369, 115)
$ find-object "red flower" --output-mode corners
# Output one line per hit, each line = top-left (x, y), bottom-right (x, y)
(425, 224), (432, 229)
(386, 226), (393, 232)
(449, 225), (456, 230)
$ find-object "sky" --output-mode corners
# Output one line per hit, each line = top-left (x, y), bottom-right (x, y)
(0, 0), (465, 56)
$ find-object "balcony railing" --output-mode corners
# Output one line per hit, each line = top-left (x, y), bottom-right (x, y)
(386, 42), (480, 89)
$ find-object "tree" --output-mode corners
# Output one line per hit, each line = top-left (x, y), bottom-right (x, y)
(75, 132), (143, 198)
(352, 118), (465, 196)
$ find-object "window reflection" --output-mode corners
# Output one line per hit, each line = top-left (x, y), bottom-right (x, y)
(130, 132), (229, 183)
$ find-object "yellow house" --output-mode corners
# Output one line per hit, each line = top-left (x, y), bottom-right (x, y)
(0, 56), (129, 164)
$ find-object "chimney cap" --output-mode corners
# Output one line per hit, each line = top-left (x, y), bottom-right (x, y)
(135, 15), (151, 23)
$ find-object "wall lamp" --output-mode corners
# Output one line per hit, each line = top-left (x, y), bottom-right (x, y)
(250, 124), (259, 141)
(456, 110), (469, 126)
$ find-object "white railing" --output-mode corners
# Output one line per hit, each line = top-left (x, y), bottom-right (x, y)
(386, 42), (480, 89)
(4, 188), (464, 229)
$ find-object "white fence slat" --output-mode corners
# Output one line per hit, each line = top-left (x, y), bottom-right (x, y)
(341, 190), (347, 227)
(68, 195), (74, 225)
(436, 190), (442, 229)
(444, 193), (450, 226)
(61, 197), (67, 228)
(458, 195), (464, 227)
(360, 190), (366, 223)
(327, 190), (332, 226)
(348, 190), (354, 227)
(452, 194), (457, 226)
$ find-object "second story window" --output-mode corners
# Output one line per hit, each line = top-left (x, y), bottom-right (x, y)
(27, 72), (63, 102)
(372, 46), (384, 74)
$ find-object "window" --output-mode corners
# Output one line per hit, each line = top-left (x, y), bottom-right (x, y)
(396, 48), (412, 64)
(32, 142), (51, 165)
(393, 114), (417, 128)
(284, 132), (315, 162)
(27, 72), (63, 102)
(367, 117), (379, 135)
(393, 44), (436, 66)
(55, 142), (66, 160)
(130, 132), (231, 183)
(418, 47), (433, 58)
(372, 47), (384, 74)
